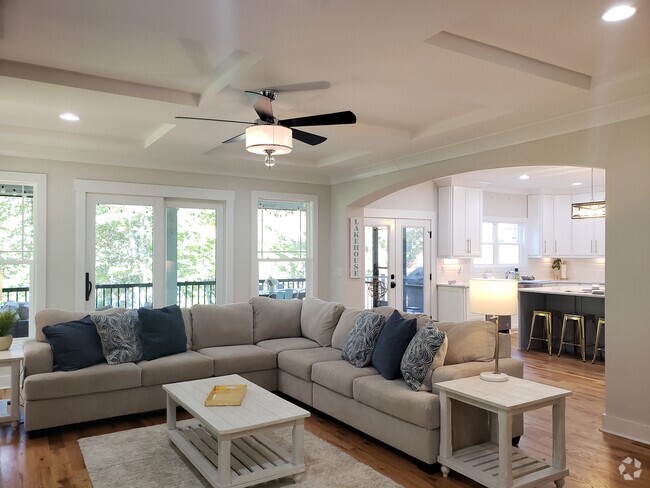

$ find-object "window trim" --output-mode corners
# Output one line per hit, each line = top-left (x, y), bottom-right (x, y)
(251, 191), (318, 298)
(0, 171), (47, 339)
(74, 180), (234, 309)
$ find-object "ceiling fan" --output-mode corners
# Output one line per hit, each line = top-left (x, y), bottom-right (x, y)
(176, 82), (356, 167)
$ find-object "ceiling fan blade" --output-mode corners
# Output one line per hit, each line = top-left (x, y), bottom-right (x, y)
(176, 116), (253, 125)
(222, 132), (246, 144)
(292, 129), (327, 146)
(245, 90), (274, 123)
(280, 110), (356, 128)
(264, 81), (331, 93)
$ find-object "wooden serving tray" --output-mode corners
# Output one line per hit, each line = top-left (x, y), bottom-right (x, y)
(204, 384), (247, 406)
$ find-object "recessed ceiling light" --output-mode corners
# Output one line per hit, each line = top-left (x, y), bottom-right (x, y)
(60, 113), (80, 121)
(518, 175), (530, 180)
(602, 5), (636, 22)
(572, 182), (583, 186)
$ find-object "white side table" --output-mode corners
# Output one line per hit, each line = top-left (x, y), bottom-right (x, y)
(0, 346), (24, 429)
(437, 376), (571, 488)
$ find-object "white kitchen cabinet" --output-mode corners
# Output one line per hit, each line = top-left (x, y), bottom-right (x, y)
(571, 192), (605, 257)
(438, 186), (483, 257)
(527, 195), (572, 257)
(437, 285), (484, 322)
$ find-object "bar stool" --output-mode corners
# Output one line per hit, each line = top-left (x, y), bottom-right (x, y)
(527, 310), (559, 355)
(592, 318), (605, 364)
(558, 313), (595, 362)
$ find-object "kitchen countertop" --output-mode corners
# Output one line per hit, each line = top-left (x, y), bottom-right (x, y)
(519, 285), (605, 298)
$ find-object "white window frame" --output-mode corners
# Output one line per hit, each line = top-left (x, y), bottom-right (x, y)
(75, 180), (234, 310)
(251, 191), (318, 298)
(0, 171), (47, 340)
(473, 218), (525, 269)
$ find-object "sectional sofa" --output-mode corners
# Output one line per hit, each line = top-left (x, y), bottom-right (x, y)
(23, 297), (523, 465)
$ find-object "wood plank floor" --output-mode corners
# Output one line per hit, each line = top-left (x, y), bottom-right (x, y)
(1, 334), (649, 487)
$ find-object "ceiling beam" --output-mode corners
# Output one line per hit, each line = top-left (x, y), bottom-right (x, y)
(198, 50), (262, 106)
(0, 59), (200, 106)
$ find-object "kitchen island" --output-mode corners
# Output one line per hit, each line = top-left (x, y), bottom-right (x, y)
(518, 286), (605, 355)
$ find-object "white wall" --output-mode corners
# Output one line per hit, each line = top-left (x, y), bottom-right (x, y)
(366, 181), (435, 212)
(330, 115), (650, 444)
(483, 191), (528, 219)
(0, 156), (332, 309)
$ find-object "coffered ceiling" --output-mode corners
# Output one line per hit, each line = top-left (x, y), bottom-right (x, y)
(0, 0), (648, 185)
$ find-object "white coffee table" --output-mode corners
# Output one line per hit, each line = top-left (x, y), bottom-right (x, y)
(163, 374), (310, 488)
(437, 376), (571, 488)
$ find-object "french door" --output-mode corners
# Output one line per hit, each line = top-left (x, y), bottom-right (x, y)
(364, 218), (432, 315)
(83, 194), (224, 311)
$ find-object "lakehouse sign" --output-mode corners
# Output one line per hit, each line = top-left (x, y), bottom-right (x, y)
(350, 217), (361, 278)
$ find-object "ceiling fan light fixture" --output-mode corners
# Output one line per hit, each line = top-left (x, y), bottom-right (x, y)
(245, 125), (292, 156)
(264, 150), (276, 168)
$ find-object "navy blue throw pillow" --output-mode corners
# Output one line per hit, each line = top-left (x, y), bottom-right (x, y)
(371, 310), (417, 380)
(137, 305), (187, 361)
(42, 316), (106, 371)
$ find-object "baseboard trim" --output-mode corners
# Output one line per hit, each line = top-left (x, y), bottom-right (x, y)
(602, 413), (650, 445)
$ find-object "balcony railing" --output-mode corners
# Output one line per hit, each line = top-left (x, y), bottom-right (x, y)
(1, 287), (29, 304)
(95, 281), (217, 309)
(257, 278), (306, 291)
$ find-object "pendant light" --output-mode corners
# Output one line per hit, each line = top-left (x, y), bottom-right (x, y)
(571, 168), (606, 219)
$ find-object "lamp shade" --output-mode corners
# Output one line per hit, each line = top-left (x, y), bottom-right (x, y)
(469, 278), (518, 316)
(245, 125), (292, 155)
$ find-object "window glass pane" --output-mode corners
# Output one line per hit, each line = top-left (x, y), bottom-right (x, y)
(498, 244), (520, 264)
(474, 244), (494, 265)
(0, 185), (34, 261)
(402, 227), (424, 313)
(365, 225), (389, 309)
(94, 203), (153, 309)
(481, 222), (493, 244)
(259, 261), (306, 291)
(497, 223), (519, 244)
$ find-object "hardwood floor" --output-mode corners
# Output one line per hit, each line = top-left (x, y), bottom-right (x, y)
(1, 335), (649, 487)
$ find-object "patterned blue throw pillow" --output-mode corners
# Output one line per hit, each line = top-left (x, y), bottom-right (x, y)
(341, 310), (386, 367)
(91, 310), (143, 365)
(400, 323), (448, 391)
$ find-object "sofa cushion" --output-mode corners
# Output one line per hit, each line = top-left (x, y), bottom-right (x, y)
(23, 362), (141, 401)
(91, 310), (144, 365)
(353, 375), (440, 429)
(371, 310), (417, 380)
(35, 307), (127, 342)
(300, 298), (345, 347)
(278, 347), (343, 381)
(138, 351), (214, 386)
(331, 307), (364, 350)
(311, 360), (379, 398)
(198, 345), (277, 376)
(437, 320), (496, 365)
(250, 297), (302, 343)
(341, 311), (385, 367)
(42, 316), (105, 371)
(191, 303), (253, 349)
(137, 305), (187, 361)
(180, 307), (192, 350)
(256, 337), (320, 354)
(400, 324), (448, 391)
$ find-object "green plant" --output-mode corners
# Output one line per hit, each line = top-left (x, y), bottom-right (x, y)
(0, 309), (18, 336)
(551, 258), (563, 271)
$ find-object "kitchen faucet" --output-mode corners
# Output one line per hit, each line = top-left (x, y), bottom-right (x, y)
(505, 269), (516, 279)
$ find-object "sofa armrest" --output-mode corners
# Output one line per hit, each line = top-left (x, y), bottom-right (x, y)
(430, 358), (524, 388)
(24, 340), (54, 377)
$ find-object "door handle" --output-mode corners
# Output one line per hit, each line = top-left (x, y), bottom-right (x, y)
(85, 272), (93, 302)
(390, 281), (396, 289)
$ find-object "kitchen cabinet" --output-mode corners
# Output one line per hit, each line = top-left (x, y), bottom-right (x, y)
(571, 192), (605, 257)
(527, 195), (572, 257)
(437, 285), (484, 322)
(438, 186), (483, 257)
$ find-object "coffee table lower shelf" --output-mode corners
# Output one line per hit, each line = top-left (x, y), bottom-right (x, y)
(168, 420), (305, 488)
(442, 442), (569, 488)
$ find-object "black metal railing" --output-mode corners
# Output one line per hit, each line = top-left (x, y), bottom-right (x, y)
(257, 278), (306, 291)
(95, 280), (217, 309)
(1, 287), (29, 304)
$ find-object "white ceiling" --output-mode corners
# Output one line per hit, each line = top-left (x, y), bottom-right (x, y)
(0, 0), (648, 186)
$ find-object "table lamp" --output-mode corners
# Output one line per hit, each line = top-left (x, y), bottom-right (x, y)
(469, 278), (519, 382)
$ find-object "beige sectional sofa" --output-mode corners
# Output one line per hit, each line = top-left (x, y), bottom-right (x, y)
(23, 297), (523, 465)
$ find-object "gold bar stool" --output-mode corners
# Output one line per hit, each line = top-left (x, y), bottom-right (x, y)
(592, 318), (605, 364)
(558, 313), (595, 362)
(527, 310), (558, 355)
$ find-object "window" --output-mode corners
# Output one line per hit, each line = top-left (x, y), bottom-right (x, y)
(0, 172), (47, 339)
(473, 222), (521, 266)
(254, 194), (316, 298)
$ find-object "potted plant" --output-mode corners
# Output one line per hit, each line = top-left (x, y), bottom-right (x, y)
(0, 309), (17, 350)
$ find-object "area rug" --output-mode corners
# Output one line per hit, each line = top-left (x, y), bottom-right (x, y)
(79, 421), (401, 487)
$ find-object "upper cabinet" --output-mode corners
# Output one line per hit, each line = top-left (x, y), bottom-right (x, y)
(527, 195), (572, 257)
(571, 192), (605, 257)
(438, 186), (483, 257)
